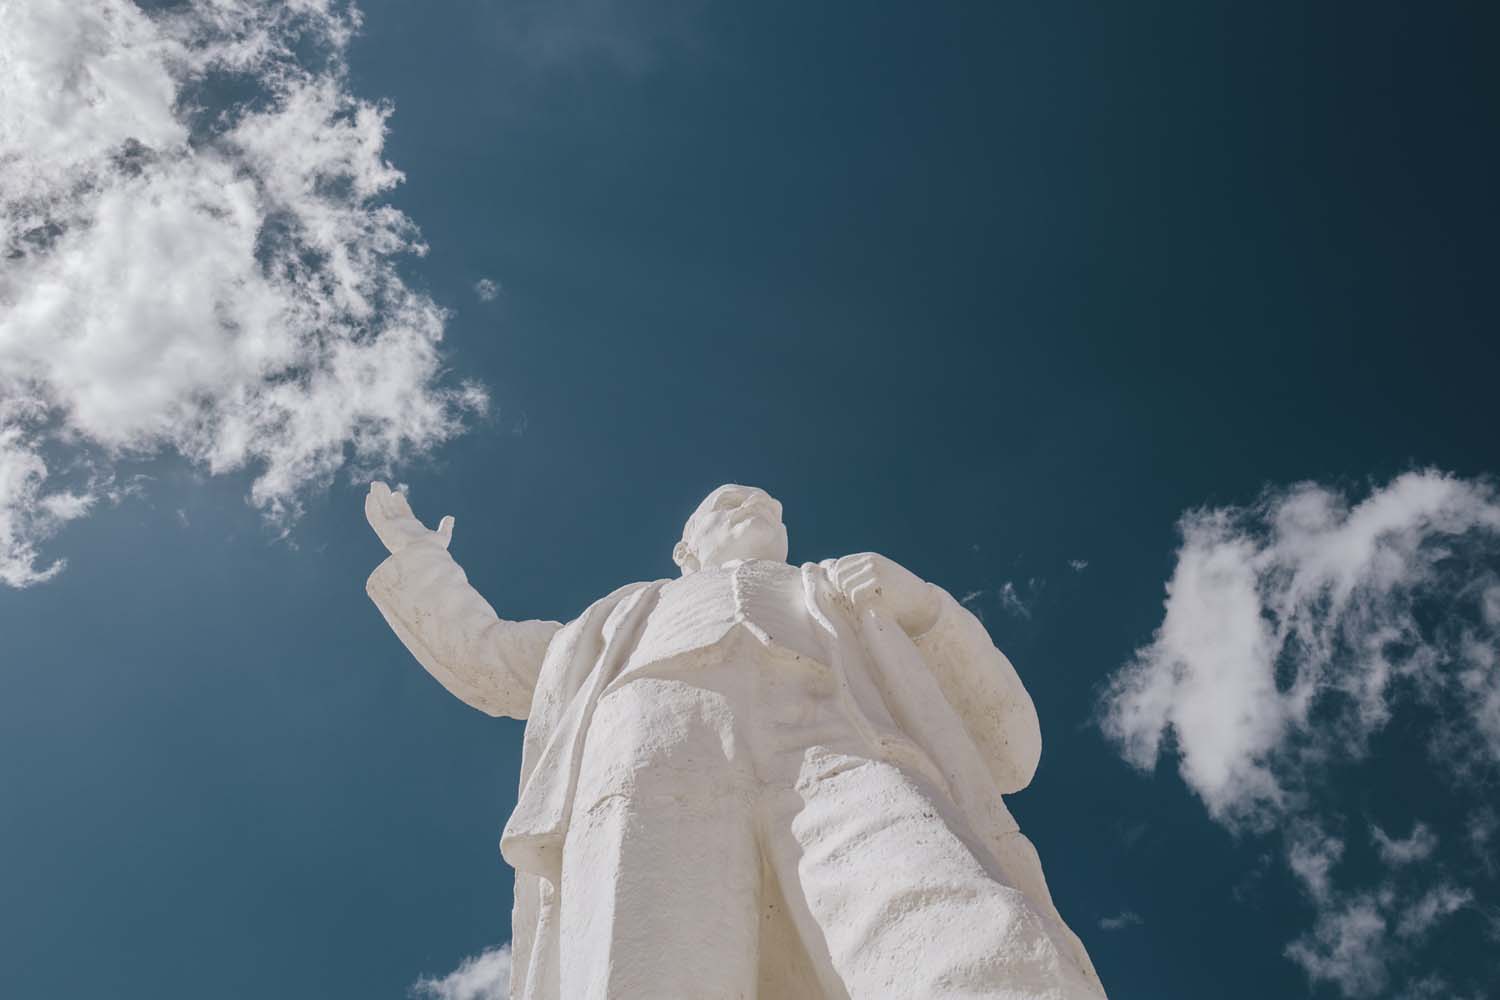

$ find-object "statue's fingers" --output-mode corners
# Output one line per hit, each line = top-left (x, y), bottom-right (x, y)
(848, 577), (882, 607)
(387, 490), (414, 518)
(437, 515), (455, 548)
(368, 481), (393, 518)
(365, 487), (391, 528)
(832, 555), (863, 590)
(842, 562), (877, 590)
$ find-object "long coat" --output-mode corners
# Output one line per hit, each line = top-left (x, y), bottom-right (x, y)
(367, 543), (1098, 998)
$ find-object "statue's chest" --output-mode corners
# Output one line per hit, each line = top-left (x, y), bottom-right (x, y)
(629, 562), (825, 668)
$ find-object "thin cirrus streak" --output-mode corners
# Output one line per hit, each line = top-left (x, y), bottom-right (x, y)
(0, 0), (485, 587)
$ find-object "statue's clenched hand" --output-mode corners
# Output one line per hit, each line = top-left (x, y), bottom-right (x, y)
(831, 552), (940, 635)
(365, 481), (455, 555)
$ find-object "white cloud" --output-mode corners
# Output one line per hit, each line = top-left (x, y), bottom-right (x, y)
(411, 943), (511, 1000)
(1098, 910), (1142, 931)
(1069, 558), (1089, 572)
(0, 0), (485, 586)
(1101, 471), (1500, 829)
(1100, 471), (1500, 996)
(1372, 822), (1438, 867)
(474, 278), (501, 302)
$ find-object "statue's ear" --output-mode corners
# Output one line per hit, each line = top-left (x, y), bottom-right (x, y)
(672, 541), (698, 575)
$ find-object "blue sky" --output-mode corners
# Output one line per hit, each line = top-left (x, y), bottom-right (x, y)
(2, 2), (1498, 998)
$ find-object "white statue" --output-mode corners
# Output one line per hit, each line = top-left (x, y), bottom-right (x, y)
(366, 482), (1106, 999)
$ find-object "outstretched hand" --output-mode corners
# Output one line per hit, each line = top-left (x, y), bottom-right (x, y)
(365, 481), (454, 555)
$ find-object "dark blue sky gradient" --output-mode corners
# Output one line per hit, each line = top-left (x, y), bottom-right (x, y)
(3, 2), (1497, 997)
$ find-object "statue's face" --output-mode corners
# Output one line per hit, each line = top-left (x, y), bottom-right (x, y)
(678, 484), (789, 572)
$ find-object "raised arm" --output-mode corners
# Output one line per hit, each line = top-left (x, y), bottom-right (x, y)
(364, 483), (561, 719)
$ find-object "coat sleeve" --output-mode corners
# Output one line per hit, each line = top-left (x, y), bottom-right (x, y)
(910, 585), (1043, 793)
(366, 540), (562, 719)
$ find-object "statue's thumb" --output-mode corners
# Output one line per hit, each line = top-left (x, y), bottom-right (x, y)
(437, 516), (455, 547)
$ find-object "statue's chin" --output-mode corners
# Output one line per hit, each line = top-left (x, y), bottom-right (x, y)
(689, 518), (789, 570)
(699, 540), (787, 569)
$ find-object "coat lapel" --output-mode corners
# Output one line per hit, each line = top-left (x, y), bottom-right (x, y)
(502, 580), (663, 880)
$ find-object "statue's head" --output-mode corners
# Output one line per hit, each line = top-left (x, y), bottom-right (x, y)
(673, 484), (789, 574)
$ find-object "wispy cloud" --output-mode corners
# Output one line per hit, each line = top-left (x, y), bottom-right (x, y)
(1400, 974), (1480, 1000)
(1467, 808), (1498, 875)
(962, 573), (1059, 619)
(410, 943), (511, 1000)
(1371, 823), (1438, 867)
(1098, 910), (1142, 931)
(474, 278), (501, 302)
(998, 580), (1032, 618)
(0, 0), (484, 586)
(1099, 471), (1500, 996)
(487, 0), (706, 75)
(1276, 820), (1475, 993)
(1069, 558), (1089, 572)
(1286, 822), (1344, 904)
(1283, 894), (1389, 996)
(1282, 869), (1472, 996)
(0, 423), (95, 586)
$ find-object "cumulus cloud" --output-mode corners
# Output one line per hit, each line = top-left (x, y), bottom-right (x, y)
(473, 278), (501, 302)
(410, 943), (511, 1000)
(1101, 471), (1500, 828)
(1100, 471), (1500, 995)
(0, 0), (485, 586)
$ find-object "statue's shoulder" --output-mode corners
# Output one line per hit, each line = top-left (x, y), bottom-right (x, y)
(568, 578), (667, 631)
(601, 577), (666, 607)
(537, 578), (667, 680)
